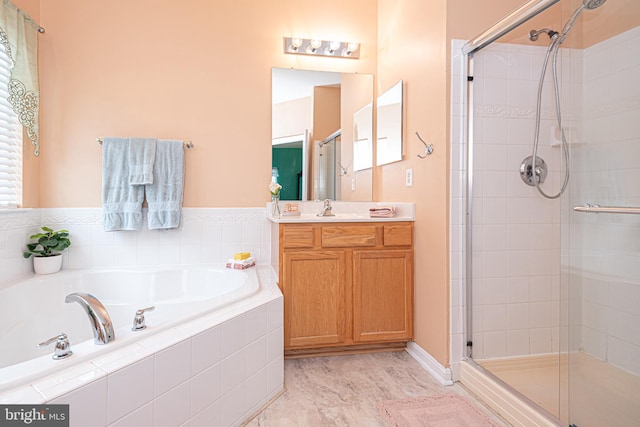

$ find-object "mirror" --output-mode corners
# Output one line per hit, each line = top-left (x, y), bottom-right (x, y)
(272, 68), (373, 201)
(376, 80), (403, 166)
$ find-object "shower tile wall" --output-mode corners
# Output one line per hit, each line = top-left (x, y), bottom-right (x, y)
(571, 25), (640, 376)
(0, 208), (271, 289)
(465, 42), (570, 360)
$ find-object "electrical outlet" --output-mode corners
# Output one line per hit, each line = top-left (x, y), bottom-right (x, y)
(351, 178), (356, 191)
(405, 168), (413, 187)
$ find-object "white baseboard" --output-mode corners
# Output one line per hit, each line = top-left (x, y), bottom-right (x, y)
(406, 341), (454, 386)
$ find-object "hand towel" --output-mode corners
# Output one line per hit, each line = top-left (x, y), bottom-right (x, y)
(102, 137), (144, 231)
(369, 206), (395, 218)
(128, 137), (157, 185)
(146, 139), (184, 230)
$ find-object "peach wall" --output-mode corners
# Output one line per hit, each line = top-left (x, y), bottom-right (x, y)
(377, 0), (450, 365)
(36, 0), (377, 207)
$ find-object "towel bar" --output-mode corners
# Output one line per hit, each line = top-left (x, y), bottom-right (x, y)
(97, 138), (194, 149)
(573, 204), (640, 215)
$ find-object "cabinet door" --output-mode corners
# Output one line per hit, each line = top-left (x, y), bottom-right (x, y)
(353, 250), (413, 342)
(283, 250), (346, 348)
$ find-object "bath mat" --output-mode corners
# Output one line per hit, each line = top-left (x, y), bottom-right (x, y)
(376, 393), (501, 426)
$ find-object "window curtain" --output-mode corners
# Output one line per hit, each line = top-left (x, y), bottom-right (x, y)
(0, 0), (40, 156)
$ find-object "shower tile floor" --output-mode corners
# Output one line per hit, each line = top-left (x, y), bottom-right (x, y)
(478, 352), (640, 427)
(245, 350), (508, 426)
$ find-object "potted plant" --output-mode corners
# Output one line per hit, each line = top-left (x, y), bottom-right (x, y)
(23, 226), (71, 274)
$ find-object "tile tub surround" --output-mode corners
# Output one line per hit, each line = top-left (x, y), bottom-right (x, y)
(0, 266), (284, 427)
(0, 209), (41, 285)
(0, 207), (271, 288)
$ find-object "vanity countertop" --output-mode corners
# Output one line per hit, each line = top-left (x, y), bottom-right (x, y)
(266, 201), (415, 223)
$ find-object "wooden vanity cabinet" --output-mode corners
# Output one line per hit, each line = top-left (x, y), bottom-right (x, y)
(278, 221), (414, 355)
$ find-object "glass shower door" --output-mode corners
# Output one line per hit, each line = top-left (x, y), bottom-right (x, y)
(567, 2), (640, 424)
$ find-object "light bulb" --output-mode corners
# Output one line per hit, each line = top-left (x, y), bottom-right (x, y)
(306, 39), (322, 54)
(290, 37), (302, 51)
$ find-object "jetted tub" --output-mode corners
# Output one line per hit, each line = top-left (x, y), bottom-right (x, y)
(0, 265), (284, 426)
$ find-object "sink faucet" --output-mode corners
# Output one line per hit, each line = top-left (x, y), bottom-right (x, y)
(65, 292), (115, 345)
(317, 199), (335, 217)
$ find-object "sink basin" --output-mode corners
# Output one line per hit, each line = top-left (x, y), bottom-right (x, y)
(314, 213), (368, 220)
(267, 201), (415, 223)
(276, 212), (390, 222)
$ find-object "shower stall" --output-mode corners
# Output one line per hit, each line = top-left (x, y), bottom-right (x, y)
(451, 0), (640, 425)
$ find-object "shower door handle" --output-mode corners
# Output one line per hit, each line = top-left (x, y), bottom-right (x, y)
(573, 204), (640, 215)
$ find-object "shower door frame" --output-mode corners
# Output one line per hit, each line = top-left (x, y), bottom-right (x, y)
(461, 0), (560, 361)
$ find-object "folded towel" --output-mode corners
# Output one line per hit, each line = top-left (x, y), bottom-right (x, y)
(102, 137), (144, 231)
(146, 139), (184, 230)
(369, 206), (395, 218)
(128, 137), (157, 185)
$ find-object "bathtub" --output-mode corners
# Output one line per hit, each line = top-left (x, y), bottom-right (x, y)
(0, 264), (284, 427)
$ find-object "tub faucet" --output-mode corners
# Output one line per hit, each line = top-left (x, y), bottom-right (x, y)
(317, 199), (335, 217)
(65, 292), (115, 345)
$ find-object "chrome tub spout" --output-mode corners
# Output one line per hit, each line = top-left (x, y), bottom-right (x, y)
(65, 292), (115, 344)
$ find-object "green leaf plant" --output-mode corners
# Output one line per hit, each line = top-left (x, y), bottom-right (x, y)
(23, 226), (71, 258)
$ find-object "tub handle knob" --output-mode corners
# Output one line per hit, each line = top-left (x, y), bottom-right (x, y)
(38, 333), (73, 360)
(132, 306), (155, 331)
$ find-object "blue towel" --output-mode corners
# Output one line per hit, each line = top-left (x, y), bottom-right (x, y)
(128, 137), (157, 185)
(102, 138), (144, 231)
(146, 140), (184, 230)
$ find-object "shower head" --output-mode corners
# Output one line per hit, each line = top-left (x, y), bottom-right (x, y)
(559, 0), (607, 43)
(583, 0), (606, 10)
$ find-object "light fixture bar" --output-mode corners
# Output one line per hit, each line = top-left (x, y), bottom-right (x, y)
(283, 37), (360, 59)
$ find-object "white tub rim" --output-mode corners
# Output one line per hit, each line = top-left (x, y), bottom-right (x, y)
(0, 264), (281, 398)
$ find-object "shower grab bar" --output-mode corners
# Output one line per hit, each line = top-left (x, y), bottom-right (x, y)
(573, 204), (640, 215)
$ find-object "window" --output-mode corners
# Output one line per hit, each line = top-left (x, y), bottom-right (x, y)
(0, 41), (22, 208)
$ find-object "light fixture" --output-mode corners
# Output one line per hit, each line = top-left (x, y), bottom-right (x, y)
(283, 37), (360, 59)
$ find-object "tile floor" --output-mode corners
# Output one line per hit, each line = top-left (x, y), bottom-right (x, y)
(246, 350), (509, 426)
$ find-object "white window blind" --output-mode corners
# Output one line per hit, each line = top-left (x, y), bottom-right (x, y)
(0, 41), (22, 208)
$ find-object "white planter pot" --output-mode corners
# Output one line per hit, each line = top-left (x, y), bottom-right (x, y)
(33, 254), (63, 275)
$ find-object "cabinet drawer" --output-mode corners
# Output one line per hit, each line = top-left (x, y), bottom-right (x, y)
(282, 225), (314, 248)
(383, 224), (413, 246)
(322, 225), (377, 248)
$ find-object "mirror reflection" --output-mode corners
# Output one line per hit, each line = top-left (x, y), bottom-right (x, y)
(272, 68), (373, 201)
(376, 80), (403, 166)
